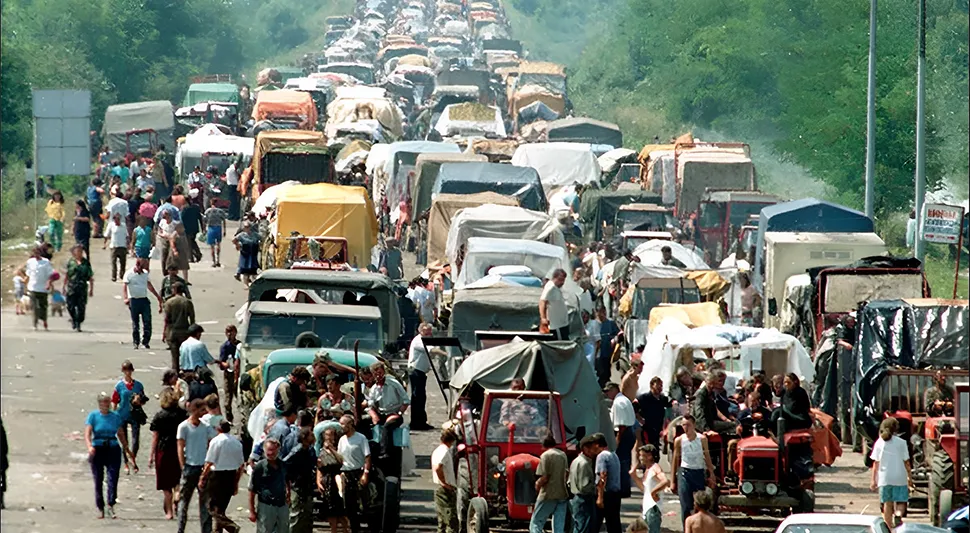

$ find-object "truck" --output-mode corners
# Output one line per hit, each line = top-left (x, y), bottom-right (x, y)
(237, 130), (335, 214)
(696, 189), (780, 264)
(102, 101), (175, 162)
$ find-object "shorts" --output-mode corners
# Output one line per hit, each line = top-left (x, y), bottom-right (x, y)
(135, 245), (151, 259)
(879, 485), (909, 503)
(206, 225), (223, 245)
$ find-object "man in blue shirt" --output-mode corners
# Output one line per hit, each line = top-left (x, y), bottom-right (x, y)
(179, 324), (219, 372)
(592, 432), (622, 533)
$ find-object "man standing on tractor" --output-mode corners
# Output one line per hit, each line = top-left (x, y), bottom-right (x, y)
(671, 415), (716, 528)
(531, 433), (569, 533)
(924, 370), (955, 417)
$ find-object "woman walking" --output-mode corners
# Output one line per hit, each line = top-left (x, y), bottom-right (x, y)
(112, 360), (146, 475)
(316, 427), (350, 533)
(169, 223), (191, 282)
(64, 244), (95, 331)
(233, 220), (260, 286)
(45, 191), (66, 252)
(870, 416), (912, 527)
(73, 199), (93, 259)
(148, 388), (186, 519)
(85, 392), (133, 519)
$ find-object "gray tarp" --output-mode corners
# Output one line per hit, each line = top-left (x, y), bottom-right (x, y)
(103, 101), (176, 153)
(247, 269), (401, 342)
(434, 162), (547, 212)
(413, 153), (488, 216)
(426, 192), (518, 263)
(449, 340), (615, 447)
(546, 117), (623, 148)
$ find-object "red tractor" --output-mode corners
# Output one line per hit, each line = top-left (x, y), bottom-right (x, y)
(453, 390), (574, 533)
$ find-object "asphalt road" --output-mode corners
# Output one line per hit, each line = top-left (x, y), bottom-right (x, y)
(0, 234), (929, 532)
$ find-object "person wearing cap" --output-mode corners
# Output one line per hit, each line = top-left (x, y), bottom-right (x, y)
(160, 263), (192, 301)
(165, 282), (196, 369)
(179, 323), (219, 373)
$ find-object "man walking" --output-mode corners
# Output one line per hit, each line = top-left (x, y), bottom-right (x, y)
(637, 377), (672, 451)
(338, 415), (371, 533)
(431, 428), (459, 533)
(671, 415), (716, 528)
(568, 435), (598, 533)
(201, 420), (245, 533)
(283, 427), (316, 533)
(530, 433), (569, 533)
(179, 324), (219, 373)
(606, 382), (638, 498)
(122, 258), (162, 349)
(248, 437), (290, 533)
(164, 283), (196, 369)
(177, 398), (217, 533)
(407, 323), (435, 431)
(593, 432), (622, 533)
(539, 268), (570, 339)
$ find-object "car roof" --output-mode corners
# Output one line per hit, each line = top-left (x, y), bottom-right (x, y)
(264, 347), (379, 367)
(778, 513), (884, 528)
(248, 302), (382, 319)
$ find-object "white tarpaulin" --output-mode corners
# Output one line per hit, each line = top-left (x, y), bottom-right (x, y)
(445, 204), (566, 265)
(456, 237), (569, 288)
(637, 322), (815, 396)
(511, 142), (602, 194)
(251, 180), (301, 217)
(633, 240), (709, 270)
(433, 103), (507, 138)
(175, 134), (255, 176)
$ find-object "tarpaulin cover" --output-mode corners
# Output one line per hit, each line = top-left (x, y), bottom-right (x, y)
(510, 85), (565, 119)
(271, 183), (378, 268)
(103, 100), (175, 153)
(449, 340), (614, 446)
(252, 90), (318, 128)
(546, 117), (622, 148)
(183, 83), (239, 107)
(427, 193), (518, 263)
(247, 268), (400, 346)
(244, 130), (328, 196)
(434, 103), (506, 138)
(578, 189), (662, 241)
(445, 204), (566, 265)
(456, 237), (569, 288)
(517, 100), (559, 125)
(381, 141), (461, 212)
(326, 87), (405, 139)
(598, 148), (638, 174)
(175, 134), (254, 178)
(853, 298), (969, 438)
(511, 142), (602, 193)
(676, 149), (754, 216)
(434, 162), (547, 212)
(647, 302), (723, 333)
(412, 154), (488, 216)
(753, 198), (874, 293)
(632, 240), (709, 270)
(334, 139), (372, 173)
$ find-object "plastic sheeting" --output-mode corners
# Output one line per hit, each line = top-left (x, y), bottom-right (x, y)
(252, 90), (318, 128)
(326, 86), (405, 139)
(444, 204), (566, 265)
(175, 134), (255, 177)
(448, 340), (615, 446)
(637, 321), (815, 397)
(632, 240), (709, 270)
(381, 141), (461, 214)
(853, 298), (969, 439)
(511, 142), (602, 193)
(182, 83), (239, 107)
(433, 103), (506, 138)
(456, 237), (569, 288)
(433, 162), (547, 212)
(412, 153), (489, 216)
(578, 189), (662, 241)
(426, 193), (518, 263)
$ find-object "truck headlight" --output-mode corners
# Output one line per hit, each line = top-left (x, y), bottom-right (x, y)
(765, 483), (778, 496)
(740, 482), (754, 495)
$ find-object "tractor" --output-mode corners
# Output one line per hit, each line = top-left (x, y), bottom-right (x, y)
(925, 382), (968, 525)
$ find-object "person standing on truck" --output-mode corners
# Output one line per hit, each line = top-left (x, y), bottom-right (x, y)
(869, 417), (913, 527)
(531, 433), (570, 533)
(539, 269), (570, 340)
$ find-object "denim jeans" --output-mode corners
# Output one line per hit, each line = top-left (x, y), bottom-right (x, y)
(644, 506), (662, 533)
(530, 498), (568, 533)
(128, 297), (152, 346)
(569, 494), (595, 533)
(678, 468), (707, 527)
(177, 464), (212, 533)
(89, 445), (121, 511)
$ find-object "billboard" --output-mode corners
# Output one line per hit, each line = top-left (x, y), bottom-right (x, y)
(921, 203), (964, 244)
(33, 90), (91, 176)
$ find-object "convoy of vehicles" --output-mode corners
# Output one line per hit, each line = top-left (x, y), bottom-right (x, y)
(238, 130), (335, 213)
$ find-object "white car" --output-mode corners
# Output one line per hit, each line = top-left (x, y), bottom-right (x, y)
(775, 513), (892, 533)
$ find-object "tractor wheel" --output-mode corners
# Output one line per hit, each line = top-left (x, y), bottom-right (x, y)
(929, 449), (955, 526)
(456, 462), (471, 532)
(467, 496), (489, 533)
(795, 489), (816, 514)
(381, 476), (401, 533)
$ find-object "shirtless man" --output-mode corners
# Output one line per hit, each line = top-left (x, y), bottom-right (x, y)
(620, 351), (644, 401)
(684, 488), (725, 533)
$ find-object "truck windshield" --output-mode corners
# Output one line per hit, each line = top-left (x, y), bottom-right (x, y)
(698, 202), (725, 229)
(484, 396), (563, 444)
(631, 286), (701, 318)
(247, 314), (383, 353)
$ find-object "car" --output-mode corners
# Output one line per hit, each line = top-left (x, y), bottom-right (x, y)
(774, 513), (891, 533)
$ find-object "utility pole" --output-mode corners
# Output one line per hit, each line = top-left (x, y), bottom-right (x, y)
(864, 0), (877, 219)
(914, 0), (927, 262)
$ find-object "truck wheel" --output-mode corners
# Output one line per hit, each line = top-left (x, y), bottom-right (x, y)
(467, 496), (489, 533)
(381, 476), (401, 533)
(930, 449), (955, 526)
(795, 489), (815, 514)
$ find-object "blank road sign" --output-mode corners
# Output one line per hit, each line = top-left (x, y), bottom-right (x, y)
(32, 90), (92, 176)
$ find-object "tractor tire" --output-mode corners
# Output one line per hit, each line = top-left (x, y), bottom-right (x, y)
(467, 496), (489, 533)
(795, 489), (816, 514)
(381, 476), (401, 533)
(457, 463), (471, 533)
(930, 449), (955, 526)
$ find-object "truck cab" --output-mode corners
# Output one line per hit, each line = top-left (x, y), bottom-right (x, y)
(696, 190), (779, 264)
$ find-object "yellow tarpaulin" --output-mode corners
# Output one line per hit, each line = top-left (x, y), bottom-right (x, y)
(273, 183), (378, 268)
(685, 270), (729, 301)
(648, 302), (723, 332)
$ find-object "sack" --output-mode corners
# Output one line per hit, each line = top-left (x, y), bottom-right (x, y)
(149, 246), (160, 260)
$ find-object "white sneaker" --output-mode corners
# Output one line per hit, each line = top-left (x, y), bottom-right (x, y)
(106, 505), (115, 519)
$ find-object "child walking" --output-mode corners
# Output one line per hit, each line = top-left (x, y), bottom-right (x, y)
(104, 213), (129, 282)
(45, 191), (66, 252)
(13, 268), (27, 315)
(870, 416), (912, 527)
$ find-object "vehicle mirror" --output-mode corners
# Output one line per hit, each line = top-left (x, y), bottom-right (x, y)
(768, 298), (777, 316)
(574, 426), (586, 442)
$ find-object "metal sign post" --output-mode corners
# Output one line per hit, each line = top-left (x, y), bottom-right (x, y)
(921, 203), (965, 298)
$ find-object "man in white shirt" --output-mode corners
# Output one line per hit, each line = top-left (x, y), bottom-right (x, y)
(176, 398), (217, 533)
(407, 323), (435, 431)
(583, 310), (601, 370)
(187, 166), (205, 185)
(606, 381), (638, 498)
(365, 362), (410, 459)
(200, 419), (245, 533)
(411, 278), (436, 324)
(122, 258), (163, 349)
(431, 429), (459, 533)
(25, 249), (56, 330)
(225, 160), (241, 220)
(106, 189), (130, 220)
(103, 212), (129, 282)
(338, 415), (371, 533)
(136, 168), (154, 192)
(540, 268), (570, 340)
(129, 158), (142, 180)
